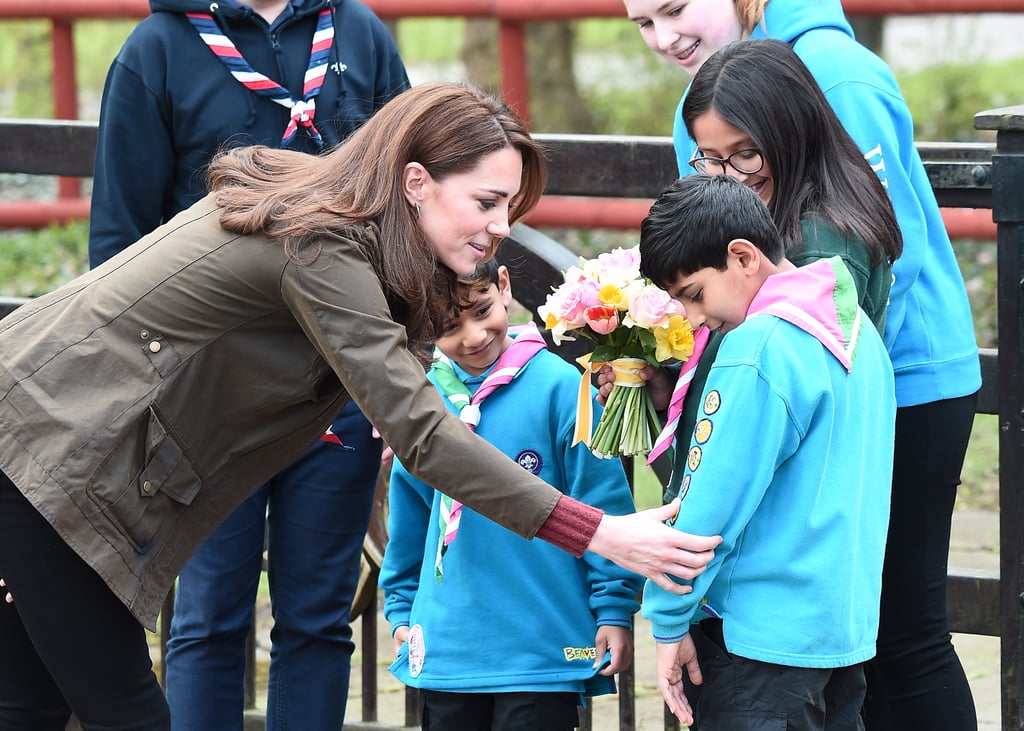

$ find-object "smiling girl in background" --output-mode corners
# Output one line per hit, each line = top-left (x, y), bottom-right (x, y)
(622, 1), (981, 727)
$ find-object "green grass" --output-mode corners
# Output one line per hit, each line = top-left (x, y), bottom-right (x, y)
(900, 57), (1024, 141)
(395, 18), (465, 64)
(959, 414), (1000, 512)
(633, 461), (665, 510)
(0, 221), (89, 297)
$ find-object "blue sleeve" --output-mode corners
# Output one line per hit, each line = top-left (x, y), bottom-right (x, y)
(790, 31), (935, 354)
(378, 459), (435, 633)
(642, 353), (799, 640)
(671, 92), (695, 177)
(561, 386), (643, 624)
(88, 52), (176, 268)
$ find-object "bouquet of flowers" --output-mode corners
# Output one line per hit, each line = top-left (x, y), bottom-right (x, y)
(538, 245), (696, 459)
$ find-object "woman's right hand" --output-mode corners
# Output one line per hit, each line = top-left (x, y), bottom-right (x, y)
(587, 500), (721, 593)
(595, 362), (674, 410)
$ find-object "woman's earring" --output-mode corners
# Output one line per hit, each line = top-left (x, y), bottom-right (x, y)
(412, 202), (421, 220)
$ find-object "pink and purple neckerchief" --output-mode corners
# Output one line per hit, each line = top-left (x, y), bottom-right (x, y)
(646, 257), (862, 466)
(428, 322), (547, 582)
(185, 8), (334, 149)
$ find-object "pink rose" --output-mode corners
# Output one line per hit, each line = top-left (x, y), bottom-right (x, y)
(544, 282), (594, 327)
(596, 246), (642, 278)
(626, 284), (683, 329)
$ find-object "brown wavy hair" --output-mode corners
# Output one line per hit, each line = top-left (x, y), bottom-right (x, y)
(735, 0), (770, 32)
(206, 82), (547, 350)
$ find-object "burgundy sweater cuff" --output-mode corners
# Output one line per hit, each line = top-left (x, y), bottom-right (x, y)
(535, 495), (604, 558)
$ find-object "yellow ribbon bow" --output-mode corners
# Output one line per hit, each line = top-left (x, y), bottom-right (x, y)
(572, 354), (646, 448)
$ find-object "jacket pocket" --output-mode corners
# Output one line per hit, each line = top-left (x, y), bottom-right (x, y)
(87, 405), (201, 554)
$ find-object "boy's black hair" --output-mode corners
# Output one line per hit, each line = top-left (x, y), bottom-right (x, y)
(639, 175), (784, 289)
(455, 258), (502, 310)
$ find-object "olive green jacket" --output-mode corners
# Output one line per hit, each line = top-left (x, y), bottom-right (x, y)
(0, 196), (561, 629)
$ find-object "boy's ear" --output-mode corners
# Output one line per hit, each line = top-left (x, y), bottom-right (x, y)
(726, 238), (762, 273)
(496, 265), (513, 307)
(402, 162), (430, 207)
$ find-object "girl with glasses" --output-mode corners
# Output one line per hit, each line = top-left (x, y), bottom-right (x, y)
(648, 56), (903, 725)
(622, 1), (982, 727)
(683, 39), (901, 333)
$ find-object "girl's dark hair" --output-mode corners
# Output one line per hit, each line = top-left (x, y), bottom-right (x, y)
(682, 39), (902, 265)
(206, 82), (547, 350)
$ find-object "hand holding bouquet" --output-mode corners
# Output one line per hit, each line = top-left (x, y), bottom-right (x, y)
(538, 246), (696, 459)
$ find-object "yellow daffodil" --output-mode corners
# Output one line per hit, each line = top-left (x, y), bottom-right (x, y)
(655, 315), (695, 362)
(598, 283), (628, 310)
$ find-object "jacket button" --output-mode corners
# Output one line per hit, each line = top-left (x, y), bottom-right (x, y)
(142, 480), (153, 494)
(140, 330), (149, 339)
(149, 341), (161, 353)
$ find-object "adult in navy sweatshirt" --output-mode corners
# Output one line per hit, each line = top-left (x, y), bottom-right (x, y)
(87, 2), (409, 729)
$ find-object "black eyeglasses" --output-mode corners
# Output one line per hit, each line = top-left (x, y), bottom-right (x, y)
(688, 148), (765, 175)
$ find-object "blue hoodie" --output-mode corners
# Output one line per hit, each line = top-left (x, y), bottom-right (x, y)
(672, 0), (981, 408)
(88, 0), (409, 267)
(381, 336), (642, 697)
(643, 258), (894, 668)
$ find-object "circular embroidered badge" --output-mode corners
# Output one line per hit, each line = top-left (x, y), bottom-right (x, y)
(702, 390), (721, 415)
(679, 474), (692, 501)
(407, 624), (425, 678)
(516, 449), (542, 474)
(687, 445), (702, 472)
(694, 418), (713, 445)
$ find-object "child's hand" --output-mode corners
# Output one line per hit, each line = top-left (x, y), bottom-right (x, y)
(371, 427), (395, 474)
(1, 578), (12, 604)
(391, 625), (409, 657)
(595, 363), (673, 410)
(594, 625), (633, 676)
(655, 634), (701, 726)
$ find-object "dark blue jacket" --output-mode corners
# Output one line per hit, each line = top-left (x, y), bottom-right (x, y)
(89, 0), (409, 266)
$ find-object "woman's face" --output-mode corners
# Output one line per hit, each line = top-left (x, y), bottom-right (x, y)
(691, 110), (775, 205)
(623, 0), (745, 76)
(407, 147), (524, 277)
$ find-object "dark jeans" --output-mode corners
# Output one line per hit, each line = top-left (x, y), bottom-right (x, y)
(0, 471), (170, 731)
(419, 689), (580, 731)
(691, 619), (866, 731)
(862, 394), (979, 730)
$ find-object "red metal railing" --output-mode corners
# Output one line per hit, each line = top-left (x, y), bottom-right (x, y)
(1, 0), (1018, 237)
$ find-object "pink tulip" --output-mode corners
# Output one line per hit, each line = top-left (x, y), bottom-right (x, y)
(585, 305), (620, 335)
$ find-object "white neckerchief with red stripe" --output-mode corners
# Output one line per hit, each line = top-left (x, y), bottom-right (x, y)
(428, 322), (547, 582)
(646, 325), (711, 465)
(185, 8), (334, 149)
